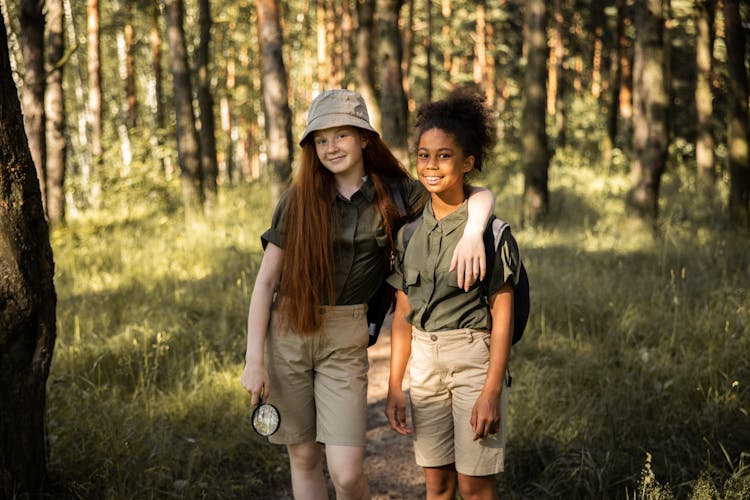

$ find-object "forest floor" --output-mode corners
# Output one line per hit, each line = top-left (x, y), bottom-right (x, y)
(364, 319), (425, 499)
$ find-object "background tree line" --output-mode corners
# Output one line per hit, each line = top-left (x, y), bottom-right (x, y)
(1, 0), (750, 496)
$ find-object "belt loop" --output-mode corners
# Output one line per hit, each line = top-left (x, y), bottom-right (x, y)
(468, 330), (474, 343)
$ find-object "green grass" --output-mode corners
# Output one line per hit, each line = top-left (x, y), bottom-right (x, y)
(48, 150), (749, 498)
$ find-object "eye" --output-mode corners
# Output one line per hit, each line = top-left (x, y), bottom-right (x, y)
(438, 153), (451, 160)
(417, 152), (429, 161)
(315, 137), (327, 146)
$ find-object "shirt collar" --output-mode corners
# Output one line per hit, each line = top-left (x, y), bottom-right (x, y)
(422, 199), (469, 235)
(335, 176), (375, 203)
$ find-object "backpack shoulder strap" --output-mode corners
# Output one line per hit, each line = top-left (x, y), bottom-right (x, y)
(389, 180), (409, 218)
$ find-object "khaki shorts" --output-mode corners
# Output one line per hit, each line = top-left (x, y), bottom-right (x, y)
(265, 304), (370, 446)
(409, 327), (509, 476)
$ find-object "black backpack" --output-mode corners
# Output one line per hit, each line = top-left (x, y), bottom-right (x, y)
(399, 214), (530, 345)
(366, 182), (409, 347)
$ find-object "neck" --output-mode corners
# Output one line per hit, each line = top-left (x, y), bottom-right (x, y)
(431, 189), (466, 220)
(335, 170), (365, 199)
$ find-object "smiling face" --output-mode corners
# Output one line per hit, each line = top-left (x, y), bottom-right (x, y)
(416, 127), (474, 204)
(313, 126), (368, 180)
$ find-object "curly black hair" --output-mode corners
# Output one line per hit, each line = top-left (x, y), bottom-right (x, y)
(414, 88), (496, 172)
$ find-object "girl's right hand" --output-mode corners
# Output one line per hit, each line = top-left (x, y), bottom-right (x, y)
(385, 388), (411, 435)
(241, 361), (270, 407)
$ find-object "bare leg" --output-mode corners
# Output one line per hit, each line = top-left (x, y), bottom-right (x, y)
(457, 473), (498, 500)
(325, 444), (370, 500)
(288, 441), (327, 500)
(424, 464), (458, 500)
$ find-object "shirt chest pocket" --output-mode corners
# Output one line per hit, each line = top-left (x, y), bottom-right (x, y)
(404, 268), (421, 290)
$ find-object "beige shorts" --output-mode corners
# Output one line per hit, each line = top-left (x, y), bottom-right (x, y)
(265, 304), (370, 446)
(409, 327), (509, 476)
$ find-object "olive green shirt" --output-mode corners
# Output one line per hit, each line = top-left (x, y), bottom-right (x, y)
(386, 200), (520, 332)
(262, 177), (424, 305)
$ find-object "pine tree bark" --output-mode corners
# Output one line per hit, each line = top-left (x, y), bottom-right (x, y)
(626, 0), (669, 227)
(87, 0), (102, 164)
(0, 17), (57, 497)
(197, 0), (218, 207)
(723, 0), (750, 227)
(45, 0), (66, 226)
(522, 0), (549, 225)
(164, 0), (204, 213)
(19, 0), (46, 212)
(356, 0), (379, 130)
(694, 0), (716, 182)
(149, 0), (168, 176)
(377, 0), (408, 165)
(256, 0), (292, 203)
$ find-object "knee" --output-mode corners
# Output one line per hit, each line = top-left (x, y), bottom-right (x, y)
(329, 464), (366, 496)
(425, 472), (456, 498)
(288, 443), (324, 474)
(457, 475), (497, 500)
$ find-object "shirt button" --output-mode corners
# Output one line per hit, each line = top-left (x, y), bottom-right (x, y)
(430, 334), (438, 341)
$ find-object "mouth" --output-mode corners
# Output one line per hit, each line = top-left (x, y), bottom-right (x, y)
(422, 175), (442, 185)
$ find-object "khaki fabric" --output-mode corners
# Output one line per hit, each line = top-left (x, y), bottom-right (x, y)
(265, 305), (370, 446)
(409, 327), (509, 476)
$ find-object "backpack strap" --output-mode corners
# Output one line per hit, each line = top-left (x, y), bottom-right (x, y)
(389, 180), (409, 218)
(399, 215), (423, 292)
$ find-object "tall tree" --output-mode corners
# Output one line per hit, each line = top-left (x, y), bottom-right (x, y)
(87, 0), (102, 167)
(548, 0), (566, 146)
(164, 0), (204, 212)
(197, 0), (218, 207)
(356, 0), (379, 129)
(256, 0), (292, 203)
(0, 16), (57, 498)
(522, 0), (549, 224)
(45, 0), (66, 226)
(627, 0), (669, 227)
(19, 0), (46, 211)
(723, 0), (749, 227)
(149, 0), (168, 176)
(694, 0), (716, 182)
(377, 0), (408, 165)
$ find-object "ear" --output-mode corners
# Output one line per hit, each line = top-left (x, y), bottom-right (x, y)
(360, 134), (368, 148)
(463, 155), (475, 173)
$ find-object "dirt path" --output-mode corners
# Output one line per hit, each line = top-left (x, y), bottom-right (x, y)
(365, 319), (425, 499)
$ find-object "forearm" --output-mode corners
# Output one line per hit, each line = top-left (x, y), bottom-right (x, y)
(465, 185), (495, 233)
(389, 292), (412, 391)
(484, 285), (513, 396)
(244, 244), (283, 365)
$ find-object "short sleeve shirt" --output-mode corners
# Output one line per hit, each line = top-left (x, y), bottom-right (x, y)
(386, 200), (520, 332)
(262, 177), (424, 305)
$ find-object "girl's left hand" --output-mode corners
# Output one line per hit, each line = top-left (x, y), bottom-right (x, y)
(470, 392), (500, 441)
(450, 225), (486, 291)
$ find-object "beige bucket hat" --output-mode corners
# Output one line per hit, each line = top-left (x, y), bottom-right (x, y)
(299, 89), (378, 145)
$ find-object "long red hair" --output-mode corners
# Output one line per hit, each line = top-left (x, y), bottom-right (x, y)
(277, 130), (418, 333)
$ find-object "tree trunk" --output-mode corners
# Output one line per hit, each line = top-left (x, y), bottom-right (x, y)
(164, 0), (204, 213)
(45, 0), (66, 227)
(149, 0), (169, 177)
(377, 0), (408, 166)
(124, 21), (137, 128)
(547, 0), (565, 146)
(723, 0), (750, 227)
(591, 0), (605, 99)
(608, 0), (627, 146)
(87, 0), (102, 165)
(220, 54), (236, 184)
(522, 0), (549, 225)
(626, 0), (669, 227)
(20, 0), (46, 212)
(256, 0), (293, 203)
(694, 0), (716, 183)
(425, 0), (433, 102)
(0, 17), (57, 498)
(356, 0), (379, 130)
(618, 1), (633, 122)
(197, 0), (218, 208)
